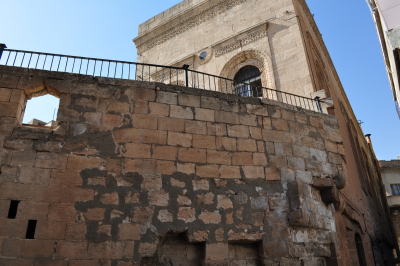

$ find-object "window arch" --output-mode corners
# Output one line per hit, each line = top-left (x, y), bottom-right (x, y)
(355, 233), (367, 266)
(234, 65), (262, 97)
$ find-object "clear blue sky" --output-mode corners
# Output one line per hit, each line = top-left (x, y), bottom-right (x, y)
(1, 0), (399, 160)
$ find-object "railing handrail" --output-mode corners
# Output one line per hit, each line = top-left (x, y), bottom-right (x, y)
(0, 45), (325, 113)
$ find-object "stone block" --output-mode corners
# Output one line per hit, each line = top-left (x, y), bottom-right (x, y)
(312, 177), (335, 189)
(227, 125), (249, 138)
(201, 96), (220, 110)
(20, 239), (55, 259)
(114, 128), (141, 143)
(196, 165), (219, 178)
(217, 195), (233, 209)
(195, 107), (215, 122)
(149, 191), (169, 206)
(232, 152), (253, 166)
(215, 110), (239, 124)
(216, 137), (236, 151)
(250, 127), (262, 140)
(67, 155), (105, 170)
(0, 87), (12, 101)
(193, 134), (215, 149)
(11, 150), (36, 167)
(18, 167), (51, 185)
(102, 113), (122, 128)
(177, 207), (196, 223)
(142, 129), (167, 144)
(158, 209), (173, 222)
(207, 150), (231, 165)
(57, 108), (80, 123)
(118, 223), (141, 240)
(219, 165), (241, 179)
(35, 152), (68, 170)
(243, 166), (264, 179)
(152, 145), (177, 160)
(237, 138), (257, 152)
(141, 175), (162, 191)
(131, 87), (156, 102)
(185, 120), (207, 134)
(0, 102), (22, 118)
(131, 114), (157, 129)
(288, 156), (305, 170)
(168, 131), (192, 147)
(48, 204), (76, 222)
(206, 243), (228, 260)
(199, 210), (221, 224)
(265, 167), (280, 181)
(60, 187), (94, 203)
(247, 104), (268, 116)
(192, 179), (209, 191)
(83, 208), (105, 221)
(56, 241), (88, 259)
(178, 93), (200, 107)
(156, 91), (177, 105)
(0, 166), (18, 183)
(124, 159), (156, 174)
(149, 102), (169, 116)
(65, 223), (87, 240)
(87, 241), (124, 259)
(272, 119), (289, 131)
(177, 163), (195, 175)
(0, 218), (28, 238)
(16, 201), (49, 220)
(157, 160), (176, 175)
(179, 148), (207, 163)
(263, 129), (286, 144)
(158, 117), (185, 132)
(269, 155), (287, 168)
(125, 143), (151, 158)
(240, 114), (258, 126)
(170, 105), (194, 119)
(50, 170), (82, 187)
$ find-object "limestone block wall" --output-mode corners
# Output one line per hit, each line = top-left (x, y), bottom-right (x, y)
(133, 0), (315, 98)
(0, 66), (344, 265)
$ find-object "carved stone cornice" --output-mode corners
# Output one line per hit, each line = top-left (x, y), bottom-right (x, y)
(134, 0), (247, 54)
(215, 29), (267, 57)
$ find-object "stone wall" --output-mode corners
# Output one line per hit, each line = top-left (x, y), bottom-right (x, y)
(0, 66), (345, 265)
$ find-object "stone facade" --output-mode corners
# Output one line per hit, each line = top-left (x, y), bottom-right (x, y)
(133, 0), (398, 264)
(1, 66), (346, 265)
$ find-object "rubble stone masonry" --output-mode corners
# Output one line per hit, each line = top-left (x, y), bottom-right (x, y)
(0, 65), (346, 265)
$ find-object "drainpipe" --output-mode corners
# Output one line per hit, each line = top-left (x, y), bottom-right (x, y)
(365, 134), (400, 262)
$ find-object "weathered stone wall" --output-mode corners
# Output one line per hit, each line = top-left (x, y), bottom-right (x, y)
(0, 66), (344, 265)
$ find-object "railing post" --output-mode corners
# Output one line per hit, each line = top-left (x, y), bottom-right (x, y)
(0, 44), (7, 61)
(182, 64), (189, 87)
(315, 96), (323, 113)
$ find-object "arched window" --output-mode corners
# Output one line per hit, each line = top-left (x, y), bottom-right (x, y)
(234, 65), (262, 97)
(355, 234), (367, 266)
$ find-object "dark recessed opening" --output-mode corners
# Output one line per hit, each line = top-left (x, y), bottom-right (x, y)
(7, 200), (20, 219)
(25, 220), (37, 239)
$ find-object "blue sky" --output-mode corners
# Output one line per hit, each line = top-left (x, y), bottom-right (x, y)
(1, 0), (398, 160)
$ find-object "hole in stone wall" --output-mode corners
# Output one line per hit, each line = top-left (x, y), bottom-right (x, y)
(228, 242), (263, 265)
(25, 220), (37, 239)
(22, 94), (60, 128)
(158, 232), (205, 265)
(7, 200), (20, 219)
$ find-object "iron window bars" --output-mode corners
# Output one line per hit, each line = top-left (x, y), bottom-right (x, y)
(0, 44), (323, 113)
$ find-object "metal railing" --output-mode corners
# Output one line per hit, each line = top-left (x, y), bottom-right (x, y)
(0, 44), (323, 113)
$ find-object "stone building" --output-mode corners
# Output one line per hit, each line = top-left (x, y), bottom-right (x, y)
(379, 158), (400, 249)
(365, 0), (400, 120)
(0, 0), (397, 265)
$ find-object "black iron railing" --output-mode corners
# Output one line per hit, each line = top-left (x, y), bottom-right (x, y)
(0, 44), (323, 113)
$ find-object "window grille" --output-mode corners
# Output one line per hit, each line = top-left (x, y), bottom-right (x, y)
(234, 65), (262, 97)
(391, 184), (400, 195)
